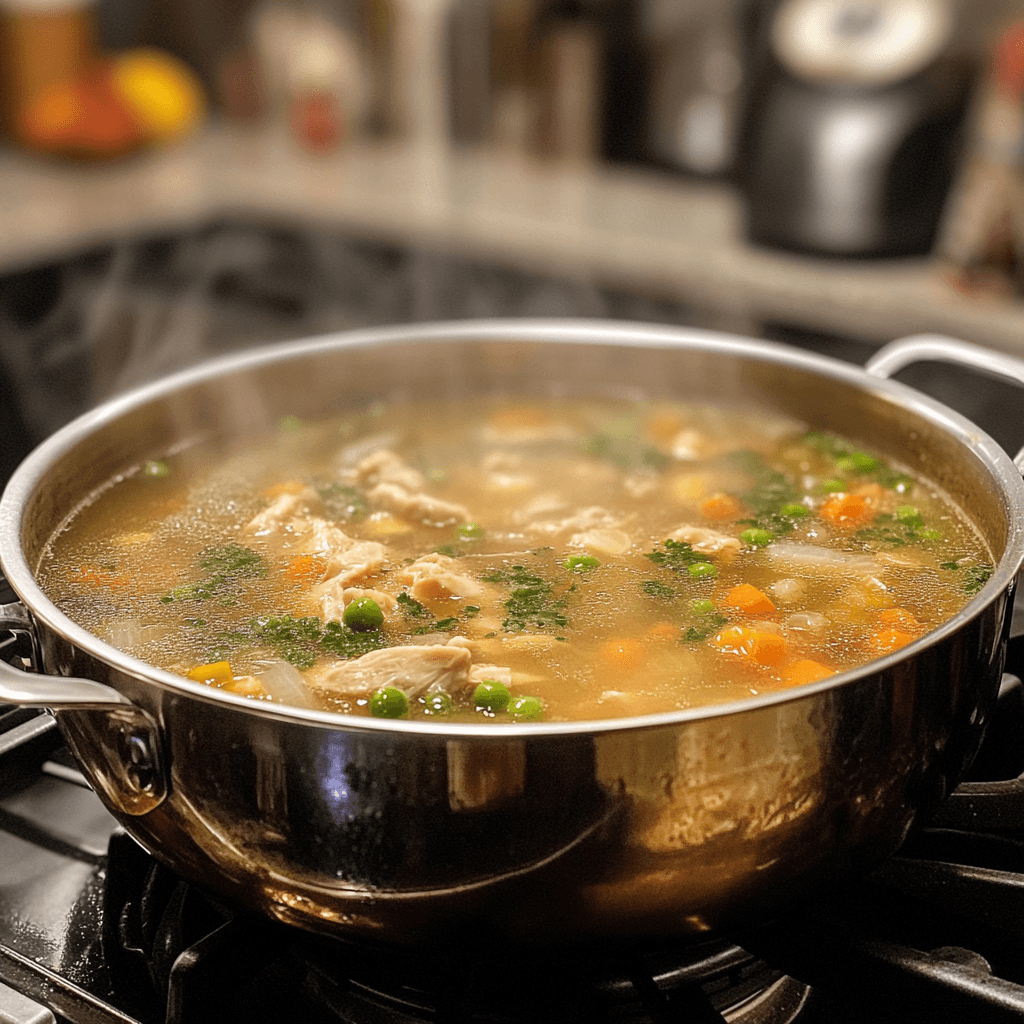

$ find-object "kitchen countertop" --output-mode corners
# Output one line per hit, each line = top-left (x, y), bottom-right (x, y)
(3, 122), (1023, 354)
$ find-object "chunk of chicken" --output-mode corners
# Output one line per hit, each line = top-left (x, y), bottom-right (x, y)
(568, 528), (632, 556)
(244, 490), (317, 536)
(668, 525), (741, 562)
(397, 553), (486, 603)
(317, 584), (398, 624)
(525, 505), (621, 536)
(307, 644), (472, 698)
(353, 449), (469, 526)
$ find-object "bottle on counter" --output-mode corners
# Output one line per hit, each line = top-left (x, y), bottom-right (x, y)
(0, 0), (97, 143)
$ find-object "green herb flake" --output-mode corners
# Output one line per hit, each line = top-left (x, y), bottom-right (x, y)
(644, 539), (712, 572)
(642, 580), (676, 599)
(321, 621), (389, 659)
(316, 482), (368, 522)
(397, 592), (431, 619)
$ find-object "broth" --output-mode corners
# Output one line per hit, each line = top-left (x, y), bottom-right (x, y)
(37, 396), (993, 722)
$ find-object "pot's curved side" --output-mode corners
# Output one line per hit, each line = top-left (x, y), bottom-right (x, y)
(2, 322), (1022, 944)
(38, 586), (1010, 944)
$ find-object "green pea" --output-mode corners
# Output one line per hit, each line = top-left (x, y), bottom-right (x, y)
(472, 679), (511, 712)
(370, 686), (408, 718)
(458, 522), (485, 540)
(780, 503), (808, 518)
(690, 598), (715, 615)
(896, 504), (923, 524)
(343, 597), (384, 632)
(143, 460), (170, 478)
(740, 527), (774, 548)
(919, 529), (941, 541)
(509, 695), (544, 721)
(835, 452), (878, 473)
(565, 555), (600, 573)
(819, 478), (845, 494)
(688, 562), (718, 580)
(423, 692), (453, 716)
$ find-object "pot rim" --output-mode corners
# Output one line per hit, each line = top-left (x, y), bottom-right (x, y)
(3, 317), (1023, 737)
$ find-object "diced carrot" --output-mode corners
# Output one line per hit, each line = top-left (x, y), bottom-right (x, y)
(723, 583), (775, 615)
(701, 493), (744, 522)
(264, 480), (306, 498)
(187, 661), (234, 687)
(73, 565), (127, 591)
(819, 494), (873, 529)
(781, 659), (835, 686)
(285, 554), (327, 585)
(877, 608), (922, 632)
(709, 625), (787, 666)
(866, 628), (916, 654)
(646, 621), (679, 642)
(600, 638), (646, 672)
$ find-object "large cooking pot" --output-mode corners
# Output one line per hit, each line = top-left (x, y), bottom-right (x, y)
(1, 321), (1023, 947)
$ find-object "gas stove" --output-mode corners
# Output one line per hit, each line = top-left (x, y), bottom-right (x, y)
(2, 605), (1024, 1024)
(2, 224), (1024, 1022)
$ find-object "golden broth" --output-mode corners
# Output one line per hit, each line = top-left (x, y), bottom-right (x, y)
(36, 396), (993, 722)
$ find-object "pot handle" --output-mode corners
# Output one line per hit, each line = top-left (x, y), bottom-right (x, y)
(865, 334), (1024, 471)
(0, 601), (168, 816)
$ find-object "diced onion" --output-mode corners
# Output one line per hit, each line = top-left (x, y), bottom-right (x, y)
(258, 661), (316, 708)
(786, 612), (829, 632)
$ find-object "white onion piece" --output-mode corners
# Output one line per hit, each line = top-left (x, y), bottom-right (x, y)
(767, 543), (877, 575)
(105, 620), (172, 649)
(786, 612), (829, 632)
(258, 661), (316, 708)
(770, 578), (805, 604)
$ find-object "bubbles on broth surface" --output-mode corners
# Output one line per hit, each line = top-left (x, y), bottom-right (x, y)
(36, 397), (994, 721)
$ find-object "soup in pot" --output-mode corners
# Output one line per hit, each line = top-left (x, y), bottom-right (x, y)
(36, 396), (993, 722)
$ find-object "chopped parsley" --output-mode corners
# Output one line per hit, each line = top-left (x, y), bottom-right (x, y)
(482, 564), (569, 633)
(802, 431), (911, 492)
(161, 544), (268, 605)
(642, 580), (676, 599)
(251, 614), (323, 669)
(397, 591), (479, 634)
(321, 621), (389, 659)
(397, 592), (431, 619)
(644, 540), (713, 572)
(682, 613), (728, 644)
(855, 508), (939, 547)
(941, 560), (994, 596)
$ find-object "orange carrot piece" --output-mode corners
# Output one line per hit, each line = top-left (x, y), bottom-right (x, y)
(600, 638), (646, 672)
(646, 410), (685, 443)
(723, 583), (776, 615)
(877, 608), (922, 632)
(74, 566), (127, 591)
(710, 625), (787, 666)
(187, 661), (234, 687)
(866, 628), (916, 654)
(819, 494), (873, 529)
(781, 659), (835, 686)
(285, 554), (327, 585)
(700, 493), (744, 522)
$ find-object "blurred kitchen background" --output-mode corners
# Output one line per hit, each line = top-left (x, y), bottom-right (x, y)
(1, 0), (1024, 483)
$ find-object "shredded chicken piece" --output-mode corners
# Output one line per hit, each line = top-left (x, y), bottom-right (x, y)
(526, 505), (620, 535)
(668, 525), (741, 562)
(318, 585), (398, 624)
(469, 663), (513, 687)
(353, 450), (424, 491)
(307, 644), (472, 697)
(767, 542), (878, 575)
(365, 480), (469, 527)
(568, 528), (632, 556)
(244, 491), (314, 536)
(398, 553), (486, 602)
(351, 449), (469, 526)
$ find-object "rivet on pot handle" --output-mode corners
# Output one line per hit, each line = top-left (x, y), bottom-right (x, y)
(0, 602), (168, 817)
(866, 334), (1024, 472)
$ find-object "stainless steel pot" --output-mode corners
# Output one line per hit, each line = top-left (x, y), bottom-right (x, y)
(1, 321), (1023, 946)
